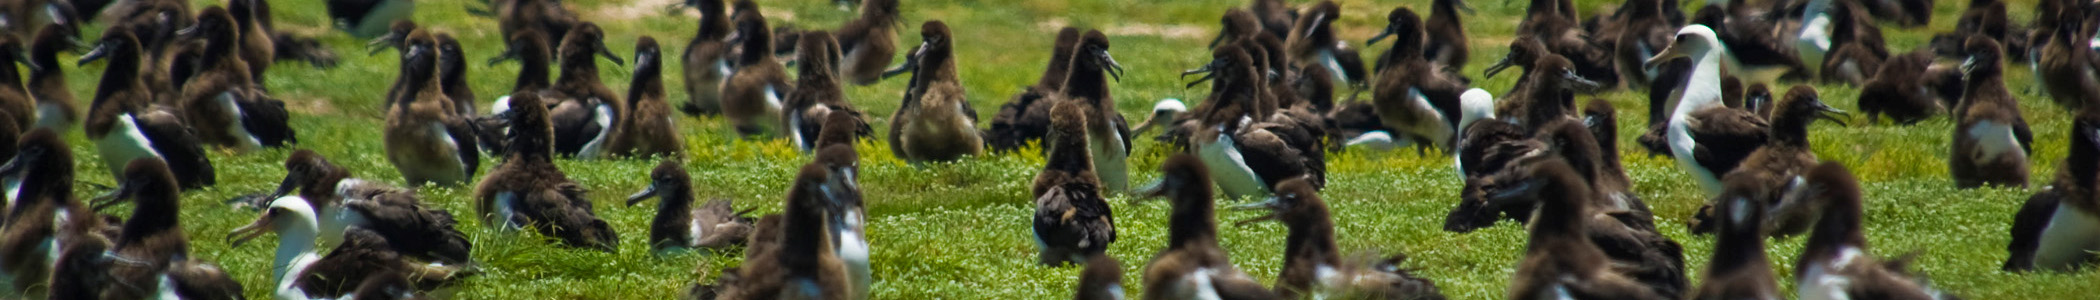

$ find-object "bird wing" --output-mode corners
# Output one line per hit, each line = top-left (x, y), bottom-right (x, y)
(133, 109), (217, 188)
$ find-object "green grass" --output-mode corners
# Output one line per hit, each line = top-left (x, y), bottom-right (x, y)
(38, 0), (2100, 298)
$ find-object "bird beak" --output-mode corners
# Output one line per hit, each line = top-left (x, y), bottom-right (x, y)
(1209, 33), (1227, 48)
(89, 177), (143, 212)
(1368, 27), (1395, 45)
(1456, 0), (1477, 14)
(626, 183), (660, 207)
(264, 171), (303, 201)
(598, 45), (625, 67)
(1483, 177), (1542, 207)
(1128, 178), (1172, 204)
(1102, 51), (1126, 82)
(1959, 56), (1977, 78)
(1229, 196), (1283, 227)
(1182, 61), (1217, 88)
(1813, 100), (1850, 126)
(174, 23), (201, 40)
(226, 211), (276, 248)
(13, 51), (38, 72)
(881, 44), (921, 79)
(1561, 70), (1602, 90)
(1643, 44), (1688, 70)
(1483, 55), (1513, 78)
(487, 48), (518, 66)
(366, 33), (400, 56)
(2085, 126), (2100, 151)
(77, 42), (109, 65)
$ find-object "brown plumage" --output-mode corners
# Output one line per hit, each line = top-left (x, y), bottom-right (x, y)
(628, 161), (755, 252)
(1951, 36), (2031, 189)
(1239, 178), (1445, 299)
(1033, 100), (1114, 266)
(2035, 8), (2100, 109)
(473, 93), (619, 252)
(384, 29), (480, 186)
(80, 25), (216, 189)
(94, 159), (216, 300)
(1498, 159), (1670, 300)
(985, 27), (1080, 153)
(266, 150), (474, 265)
(1136, 154), (1279, 300)
(2005, 104), (2100, 271)
(722, 10), (794, 138)
(717, 164), (853, 300)
(607, 36), (684, 158)
(174, 7), (263, 149)
(680, 0), (733, 115)
(1856, 50), (1944, 125)
(1074, 254), (1125, 300)
(1689, 180), (1781, 300)
(497, 0), (576, 42)
(1692, 85), (1845, 236)
(0, 129), (105, 297)
(0, 31), (34, 131)
(25, 26), (76, 131)
(1372, 8), (1467, 150)
(1423, 0), (1471, 75)
(786, 31), (870, 153)
(229, 0), (274, 88)
(890, 20), (984, 163)
(1612, 0), (1675, 89)
(436, 33), (478, 115)
(1794, 163), (1946, 298)
(834, 0), (900, 85)
(550, 22), (626, 158)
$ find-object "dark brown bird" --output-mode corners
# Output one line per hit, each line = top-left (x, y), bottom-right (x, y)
(722, 10), (794, 139)
(175, 6), (297, 150)
(678, 0), (733, 116)
(436, 32), (478, 116)
(260, 150), (475, 265)
(1794, 162), (1951, 298)
(228, 205), (470, 299)
(80, 25), (216, 189)
(1951, 36), (2032, 189)
(1073, 254), (1125, 300)
(1135, 154), (1280, 300)
(1493, 159), (1670, 300)
(1371, 8), (1471, 151)
(627, 160), (756, 253)
(549, 22), (626, 159)
(1856, 50), (1944, 125)
(1691, 86), (1846, 236)
(1422, 0), (1472, 75)
(0, 129), (106, 297)
(229, 0), (274, 88)
(0, 31), (33, 132)
(473, 93), (619, 252)
(25, 26), (76, 132)
(1033, 100), (1115, 266)
(834, 0), (900, 85)
(2035, 8), (2099, 109)
(384, 28), (480, 187)
(606, 36), (684, 158)
(1235, 178), (1446, 299)
(1184, 40), (1326, 199)
(985, 27), (1080, 153)
(890, 21), (984, 163)
(785, 31), (870, 153)
(716, 163), (854, 300)
(2005, 104), (2100, 272)
(1688, 179), (1781, 300)
(496, 0), (577, 42)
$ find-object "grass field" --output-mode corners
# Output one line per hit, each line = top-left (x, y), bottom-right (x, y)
(35, 0), (2100, 298)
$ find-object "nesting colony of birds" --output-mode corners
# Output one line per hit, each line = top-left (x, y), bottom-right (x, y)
(0, 0), (2094, 298)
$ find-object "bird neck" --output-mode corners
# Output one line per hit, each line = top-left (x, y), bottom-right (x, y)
(1062, 58), (1110, 102)
(1676, 49), (1726, 115)
(1168, 190), (1220, 251)
(514, 52), (553, 92)
(1281, 207), (1340, 270)
(272, 226), (318, 281)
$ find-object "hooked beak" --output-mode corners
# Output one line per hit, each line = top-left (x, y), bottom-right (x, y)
(1128, 179), (1171, 204)
(881, 44), (921, 79)
(1642, 44), (1689, 70)
(598, 45), (626, 66)
(1812, 100), (1850, 126)
(226, 211), (275, 248)
(1483, 55), (1513, 78)
(1228, 196), (1283, 227)
(13, 51), (38, 72)
(1368, 27), (1395, 45)
(366, 33), (401, 56)
(1482, 177), (1543, 207)
(174, 23), (201, 41)
(1959, 56), (1977, 79)
(89, 177), (143, 211)
(1560, 70), (1602, 90)
(1182, 62), (1217, 88)
(1209, 34), (1227, 48)
(77, 42), (109, 65)
(1456, 0), (1477, 14)
(264, 171), (303, 201)
(1102, 51), (1126, 82)
(625, 183), (659, 207)
(487, 49), (518, 66)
